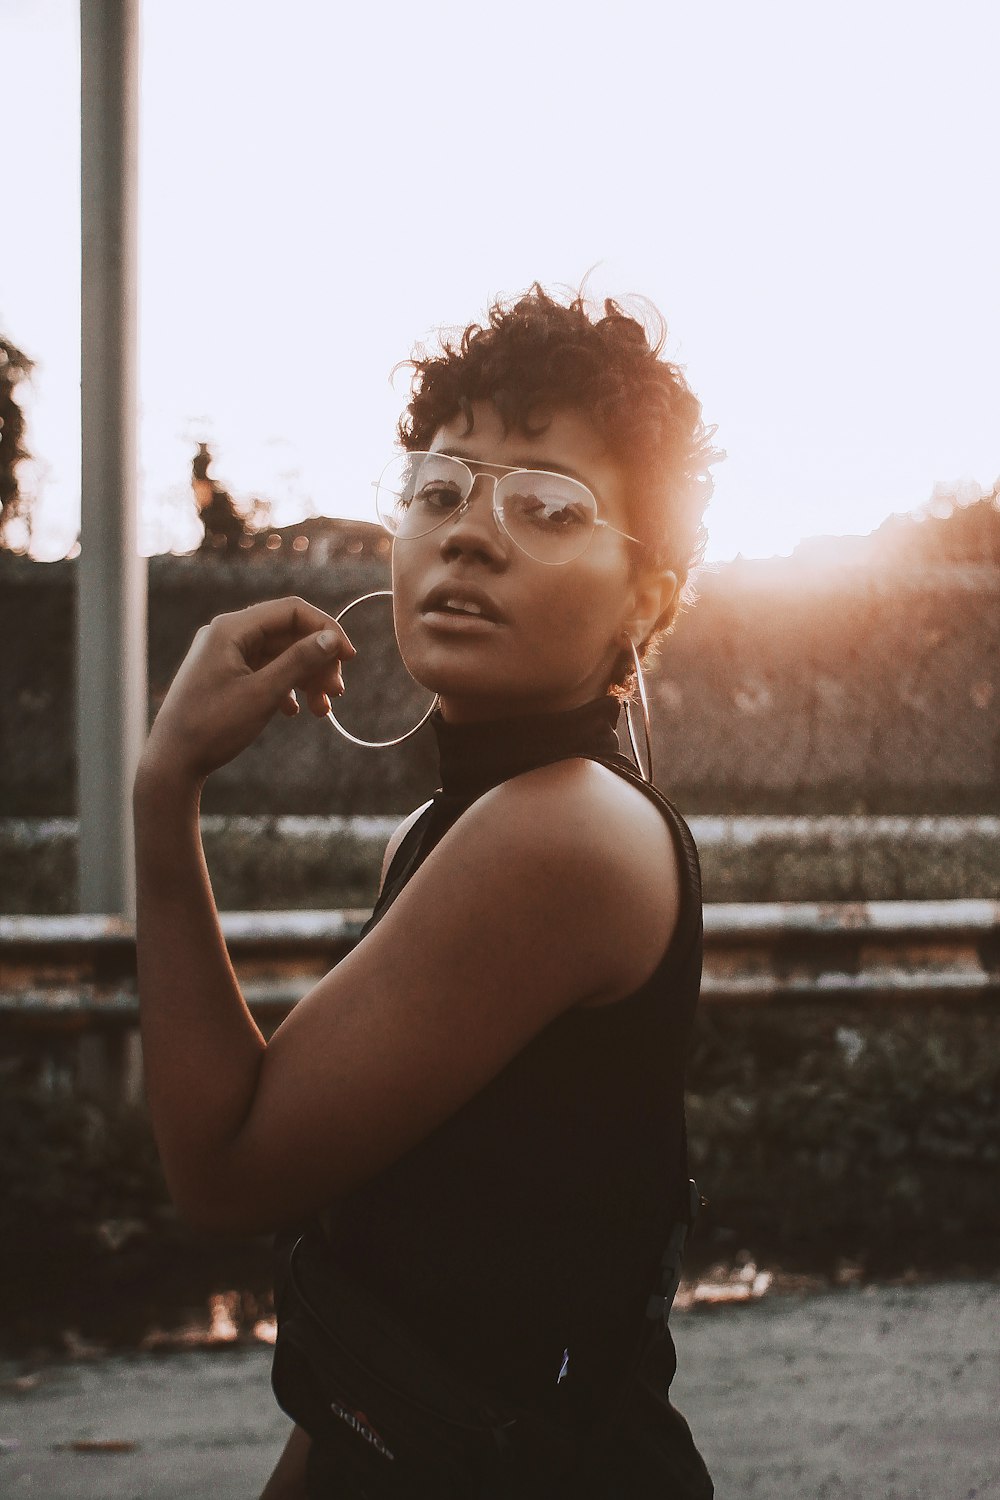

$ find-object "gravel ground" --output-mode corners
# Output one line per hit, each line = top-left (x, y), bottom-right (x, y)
(1, 1280), (997, 1499)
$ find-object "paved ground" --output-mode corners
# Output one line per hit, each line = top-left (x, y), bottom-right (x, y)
(1, 1281), (997, 1498)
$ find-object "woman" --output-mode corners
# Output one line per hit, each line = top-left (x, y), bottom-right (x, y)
(133, 284), (721, 1497)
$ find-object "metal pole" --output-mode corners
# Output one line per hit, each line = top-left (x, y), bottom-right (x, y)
(78, 0), (145, 919)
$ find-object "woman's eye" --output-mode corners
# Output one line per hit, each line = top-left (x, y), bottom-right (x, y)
(520, 496), (587, 529)
(415, 483), (462, 511)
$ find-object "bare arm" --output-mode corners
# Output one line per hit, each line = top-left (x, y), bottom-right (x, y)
(259, 1423), (311, 1500)
(134, 598), (354, 1215)
(133, 779), (428, 1204)
(134, 762), (265, 1193)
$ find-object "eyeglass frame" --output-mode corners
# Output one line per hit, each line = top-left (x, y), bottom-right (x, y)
(372, 450), (648, 565)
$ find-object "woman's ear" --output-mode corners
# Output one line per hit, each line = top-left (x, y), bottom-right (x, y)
(626, 567), (679, 650)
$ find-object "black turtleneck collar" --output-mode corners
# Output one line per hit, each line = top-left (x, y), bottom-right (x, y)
(431, 694), (623, 803)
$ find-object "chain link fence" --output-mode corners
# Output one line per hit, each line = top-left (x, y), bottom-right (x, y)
(2, 541), (997, 908)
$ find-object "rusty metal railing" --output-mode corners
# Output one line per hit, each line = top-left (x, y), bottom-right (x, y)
(2, 900), (998, 1019)
(2, 902), (996, 1106)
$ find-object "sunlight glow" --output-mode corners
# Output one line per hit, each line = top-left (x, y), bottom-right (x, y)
(2, 0), (998, 563)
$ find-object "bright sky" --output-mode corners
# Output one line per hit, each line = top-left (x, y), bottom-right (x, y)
(2, 0), (998, 561)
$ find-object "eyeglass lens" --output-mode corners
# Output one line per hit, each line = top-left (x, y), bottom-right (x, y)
(375, 452), (598, 564)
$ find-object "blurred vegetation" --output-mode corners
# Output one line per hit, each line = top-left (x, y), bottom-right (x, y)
(1, 1070), (165, 1247)
(791, 477), (1000, 567)
(924, 499), (1000, 563)
(878, 479), (1000, 566)
(1, 1003), (997, 1351)
(0, 1065), (273, 1353)
(0, 334), (35, 552)
(686, 1003), (1000, 1275)
(193, 441), (273, 553)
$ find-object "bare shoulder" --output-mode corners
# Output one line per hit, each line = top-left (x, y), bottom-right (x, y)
(471, 756), (678, 880)
(442, 758), (682, 1003)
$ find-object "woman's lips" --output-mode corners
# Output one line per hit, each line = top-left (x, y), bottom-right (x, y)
(419, 583), (508, 623)
(420, 608), (506, 633)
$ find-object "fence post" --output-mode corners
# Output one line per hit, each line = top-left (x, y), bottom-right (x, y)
(78, 0), (146, 924)
(79, 0), (145, 1109)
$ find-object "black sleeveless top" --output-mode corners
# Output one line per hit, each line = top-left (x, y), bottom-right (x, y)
(315, 694), (704, 1424)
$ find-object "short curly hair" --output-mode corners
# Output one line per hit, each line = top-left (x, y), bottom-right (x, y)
(395, 282), (723, 674)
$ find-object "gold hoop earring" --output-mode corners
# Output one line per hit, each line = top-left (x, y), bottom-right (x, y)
(325, 590), (439, 749)
(624, 639), (653, 783)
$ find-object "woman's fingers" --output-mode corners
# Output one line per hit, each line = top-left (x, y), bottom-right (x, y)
(238, 600), (355, 715)
(237, 598), (356, 665)
(141, 595), (359, 783)
(256, 624), (352, 712)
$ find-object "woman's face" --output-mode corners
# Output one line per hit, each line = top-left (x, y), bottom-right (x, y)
(391, 400), (647, 723)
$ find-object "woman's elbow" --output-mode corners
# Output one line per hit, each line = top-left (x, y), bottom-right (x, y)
(165, 1162), (271, 1236)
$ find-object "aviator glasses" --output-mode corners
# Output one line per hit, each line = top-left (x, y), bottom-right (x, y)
(374, 450), (645, 566)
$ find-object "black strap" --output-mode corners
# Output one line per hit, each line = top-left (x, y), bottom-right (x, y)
(587, 752), (704, 964)
(642, 1174), (702, 1339)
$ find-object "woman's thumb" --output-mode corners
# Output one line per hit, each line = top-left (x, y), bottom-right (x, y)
(260, 626), (352, 700)
(316, 629), (348, 655)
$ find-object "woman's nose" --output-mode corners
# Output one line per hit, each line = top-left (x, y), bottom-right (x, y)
(439, 474), (508, 563)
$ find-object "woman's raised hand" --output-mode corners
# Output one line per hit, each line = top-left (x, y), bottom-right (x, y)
(138, 597), (356, 785)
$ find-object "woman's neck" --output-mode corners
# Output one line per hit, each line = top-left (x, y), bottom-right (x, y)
(431, 693), (623, 801)
(436, 681), (616, 726)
